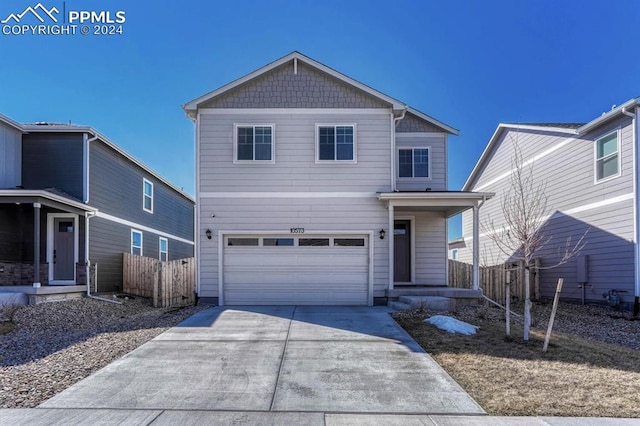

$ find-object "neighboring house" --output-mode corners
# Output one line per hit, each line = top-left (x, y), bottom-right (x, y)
(183, 51), (491, 306)
(456, 97), (640, 308)
(0, 114), (194, 301)
(448, 237), (464, 260)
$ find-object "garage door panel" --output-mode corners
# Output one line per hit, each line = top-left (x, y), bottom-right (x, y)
(225, 252), (367, 268)
(223, 234), (370, 305)
(224, 289), (368, 306)
(225, 272), (368, 285)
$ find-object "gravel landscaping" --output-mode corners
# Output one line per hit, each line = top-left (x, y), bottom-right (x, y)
(0, 296), (208, 408)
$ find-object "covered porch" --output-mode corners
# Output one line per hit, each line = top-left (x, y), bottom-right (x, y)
(378, 191), (493, 307)
(0, 190), (95, 302)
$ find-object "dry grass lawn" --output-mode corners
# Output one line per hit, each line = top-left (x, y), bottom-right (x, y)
(395, 314), (640, 417)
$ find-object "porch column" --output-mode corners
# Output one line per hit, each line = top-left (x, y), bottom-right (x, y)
(33, 202), (41, 288)
(472, 204), (480, 291)
(388, 203), (394, 290)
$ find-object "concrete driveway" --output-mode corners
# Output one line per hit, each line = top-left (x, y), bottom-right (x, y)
(41, 306), (484, 415)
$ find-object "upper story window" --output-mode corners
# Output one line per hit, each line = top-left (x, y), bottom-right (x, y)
(159, 237), (168, 262)
(316, 124), (356, 162)
(595, 130), (620, 182)
(143, 178), (153, 213)
(234, 124), (274, 163)
(398, 147), (430, 178)
(131, 229), (143, 256)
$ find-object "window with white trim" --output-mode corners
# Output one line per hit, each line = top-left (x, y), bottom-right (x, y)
(159, 237), (168, 262)
(234, 124), (274, 162)
(595, 130), (619, 182)
(398, 148), (430, 178)
(143, 179), (153, 213)
(131, 230), (143, 256)
(316, 124), (356, 162)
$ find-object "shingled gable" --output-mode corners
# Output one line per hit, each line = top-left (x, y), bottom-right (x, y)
(183, 51), (458, 134)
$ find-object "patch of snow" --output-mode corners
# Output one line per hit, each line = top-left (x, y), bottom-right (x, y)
(424, 315), (479, 335)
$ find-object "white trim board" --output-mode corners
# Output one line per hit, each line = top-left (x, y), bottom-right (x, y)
(466, 192), (634, 241)
(199, 192), (377, 199)
(473, 135), (578, 192)
(95, 211), (195, 245)
(198, 108), (391, 115)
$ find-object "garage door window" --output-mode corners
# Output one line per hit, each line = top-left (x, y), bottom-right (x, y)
(263, 238), (294, 246)
(227, 238), (259, 246)
(299, 238), (330, 246)
(226, 236), (367, 247)
(334, 238), (365, 247)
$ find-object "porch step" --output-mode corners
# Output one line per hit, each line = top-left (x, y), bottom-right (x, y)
(387, 286), (482, 299)
(389, 301), (413, 311)
(399, 295), (455, 312)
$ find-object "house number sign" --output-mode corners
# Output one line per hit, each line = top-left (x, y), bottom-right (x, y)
(290, 228), (305, 234)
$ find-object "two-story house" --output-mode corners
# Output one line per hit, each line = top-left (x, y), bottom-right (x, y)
(184, 52), (491, 306)
(0, 113), (195, 302)
(455, 97), (640, 310)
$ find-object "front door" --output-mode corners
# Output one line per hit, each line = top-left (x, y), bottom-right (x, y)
(394, 220), (411, 282)
(53, 218), (75, 281)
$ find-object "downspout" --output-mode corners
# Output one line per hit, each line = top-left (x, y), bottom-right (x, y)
(84, 133), (99, 203)
(622, 106), (639, 315)
(391, 108), (408, 192)
(472, 195), (488, 291)
(84, 211), (122, 304)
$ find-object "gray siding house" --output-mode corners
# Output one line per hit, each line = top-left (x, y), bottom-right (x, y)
(184, 52), (490, 306)
(0, 114), (194, 300)
(455, 98), (640, 309)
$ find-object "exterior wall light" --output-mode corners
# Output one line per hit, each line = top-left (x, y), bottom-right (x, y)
(379, 229), (386, 240)
(205, 229), (212, 240)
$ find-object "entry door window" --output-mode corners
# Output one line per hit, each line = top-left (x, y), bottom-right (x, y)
(53, 218), (75, 280)
(394, 221), (411, 282)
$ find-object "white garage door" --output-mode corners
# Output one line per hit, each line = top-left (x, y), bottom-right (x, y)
(223, 234), (370, 305)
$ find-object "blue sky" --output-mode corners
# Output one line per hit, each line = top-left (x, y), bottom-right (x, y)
(1, 0), (638, 239)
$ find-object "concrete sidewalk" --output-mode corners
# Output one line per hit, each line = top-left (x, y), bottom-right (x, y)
(0, 409), (638, 425)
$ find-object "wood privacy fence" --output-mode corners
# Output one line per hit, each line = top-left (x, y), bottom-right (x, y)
(123, 253), (196, 308)
(449, 259), (541, 303)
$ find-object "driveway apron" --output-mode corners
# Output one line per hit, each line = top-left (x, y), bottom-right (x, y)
(41, 306), (484, 415)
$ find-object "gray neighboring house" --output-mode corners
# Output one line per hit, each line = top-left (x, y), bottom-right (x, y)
(0, 113), (194, 302)
(455, 97), (640, 308)
(184, 51), (491, 306)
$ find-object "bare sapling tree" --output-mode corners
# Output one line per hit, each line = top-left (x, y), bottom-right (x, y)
(483, 139), (586, 340)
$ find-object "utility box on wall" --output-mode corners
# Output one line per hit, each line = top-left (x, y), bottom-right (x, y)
(576, 255), (588, 283)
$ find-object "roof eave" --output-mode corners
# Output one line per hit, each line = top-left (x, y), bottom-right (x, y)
(577, 97), (640, 134)
(0, 113), (26, 133)
(0, 189), (97, 212)
(406, 107), (459, 135)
